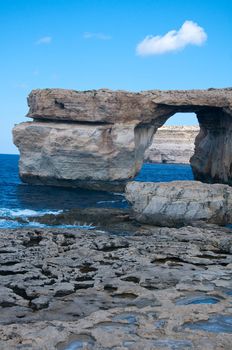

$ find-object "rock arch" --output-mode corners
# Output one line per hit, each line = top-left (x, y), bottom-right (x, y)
(13, 88), (232, 191)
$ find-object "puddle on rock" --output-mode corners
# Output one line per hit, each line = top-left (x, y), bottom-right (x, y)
(152, 339), (193, 349)
(95, 321), (136, 334)
(123, 340), (136, 348)
(111, 292), (138, 299)
(176, 295), (220, 305)
(225, 290), (232, 296)
(57, 334), (95, 350)
(184, 315), (232, 333)
(154, 319), (167, 329)
(113, 313), (138, 324)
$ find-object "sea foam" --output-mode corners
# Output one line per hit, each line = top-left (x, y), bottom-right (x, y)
(0, 208), (63, 218)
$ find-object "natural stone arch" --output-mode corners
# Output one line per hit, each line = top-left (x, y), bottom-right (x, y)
(13, 88), (232, 191)
(133, 106), (232, 186)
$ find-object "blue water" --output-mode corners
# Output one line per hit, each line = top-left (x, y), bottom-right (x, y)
(0, 154), (193, 228)
(135, 162), (194, 182)
(176, 295), (220, 305)
(184, 315), (232, 333)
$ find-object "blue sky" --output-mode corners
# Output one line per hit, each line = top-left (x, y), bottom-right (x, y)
(1, 0), (232, 154)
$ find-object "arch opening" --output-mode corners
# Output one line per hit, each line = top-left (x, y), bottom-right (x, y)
(145, 112), (199, 165)
(135, 112), (199, 183)
(135, 106), (232, 187)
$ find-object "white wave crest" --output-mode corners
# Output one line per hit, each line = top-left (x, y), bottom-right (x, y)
(0, 218), (95, 229)
(0, 208), (63, 218)
(0, 219), (47, 229)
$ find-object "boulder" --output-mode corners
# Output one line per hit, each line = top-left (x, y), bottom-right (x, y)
(126, 181), (232, 226)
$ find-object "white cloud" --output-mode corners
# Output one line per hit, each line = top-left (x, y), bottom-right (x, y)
(136, 20), (207, 56)
(36, 36), (52, 45)
(83, 32), (111, 40)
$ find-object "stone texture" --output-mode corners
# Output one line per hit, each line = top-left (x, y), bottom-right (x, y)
(27, 88), (232, 123)
(191, 109), (232, 185)
(13, 87), (232, 190)
(145, 125), (199, 164)
(126, 180), (232, 226)
(13, 121), (146, 191)
(27, 88), (157, 123)
(0, 224), (232, 349)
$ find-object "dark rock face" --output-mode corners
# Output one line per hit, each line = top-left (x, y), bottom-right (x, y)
(13, 88), (232, 190)
(191, 108), (232, 185)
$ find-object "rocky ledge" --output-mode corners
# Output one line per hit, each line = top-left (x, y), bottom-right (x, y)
(13, 87), (232, 190)
(1, 223), (232, 349)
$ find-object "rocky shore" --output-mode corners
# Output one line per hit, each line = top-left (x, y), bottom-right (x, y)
(1, 215), (232, 349)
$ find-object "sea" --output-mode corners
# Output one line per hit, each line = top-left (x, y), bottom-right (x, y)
(0, 154), (193, 229)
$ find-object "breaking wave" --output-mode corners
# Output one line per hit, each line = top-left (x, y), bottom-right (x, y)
(0, 208), (63, 218)
(0, 217), (95, 229)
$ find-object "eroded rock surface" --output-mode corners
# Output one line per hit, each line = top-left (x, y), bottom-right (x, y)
(13, 88), (232, 190)
(26, 88), (232, 123)
(126, 181), (232, 226)
(0, 224), (232, 349)
(13, 121), (140, 191)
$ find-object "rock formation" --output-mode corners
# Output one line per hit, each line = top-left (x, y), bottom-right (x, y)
(126, 181), (232, 226)
(13, 88), (232, 190)
(13, 121), (138, 191)
(145, 125), (199, 164)
(1, 224), (232, 349)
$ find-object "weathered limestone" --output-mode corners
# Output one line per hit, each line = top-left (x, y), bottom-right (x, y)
(13, 121), (140, 191)
(13, 120), (156, 191)
(145, 125), (199, 163)
(26, 88), (232, 123)
(191, 109), (232, 184)
(27, 88), (159, 123)
(1, 225), (232, 349)
(13, 88), (232, 190)
(126, 181), (232, 226)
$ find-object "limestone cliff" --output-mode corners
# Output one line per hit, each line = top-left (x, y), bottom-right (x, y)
(13, 88), (232, 190)
(145, 125), (199, 164)
(13, 121), (141, 191)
